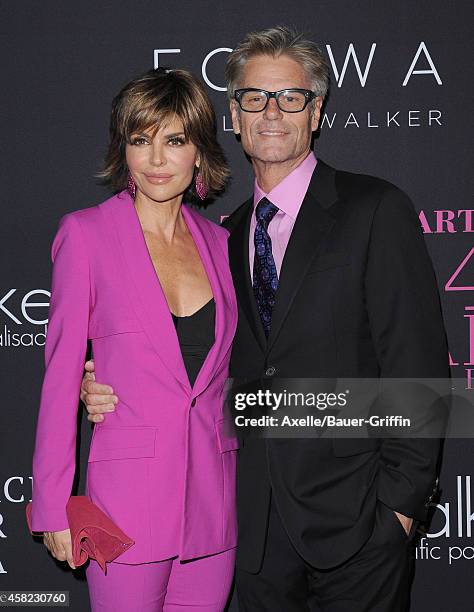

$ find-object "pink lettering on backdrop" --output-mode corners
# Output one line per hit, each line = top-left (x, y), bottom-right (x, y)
(445, 247), (474, 291)
(465, 307), (474, 366)
(436, 210), (456, 233)
(419, 209), (473, 234)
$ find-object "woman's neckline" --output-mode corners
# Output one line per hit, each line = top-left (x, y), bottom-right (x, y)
(171, 298), (215, 320)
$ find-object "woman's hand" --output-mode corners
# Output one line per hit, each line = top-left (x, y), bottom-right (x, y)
(43, 529), (76, 569)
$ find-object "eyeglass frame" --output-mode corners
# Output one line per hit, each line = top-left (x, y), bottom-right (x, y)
(233, 88), (317, 113)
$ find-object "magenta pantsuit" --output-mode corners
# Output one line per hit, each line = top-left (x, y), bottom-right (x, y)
(31, 191), (239, 571)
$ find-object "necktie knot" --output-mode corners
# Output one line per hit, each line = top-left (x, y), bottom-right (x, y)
(256, 198), (278, 230)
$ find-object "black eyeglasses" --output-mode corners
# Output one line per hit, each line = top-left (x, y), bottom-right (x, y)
(234, 88), (316, 113)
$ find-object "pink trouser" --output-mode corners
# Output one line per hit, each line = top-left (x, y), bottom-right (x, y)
(85, 549), (236, 612)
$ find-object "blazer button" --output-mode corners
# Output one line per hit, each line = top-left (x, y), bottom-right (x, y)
(265, 366), (276, 377)
(191, 398), (196, 407)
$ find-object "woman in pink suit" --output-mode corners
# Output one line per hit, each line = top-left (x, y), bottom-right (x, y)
(30, 68), (238, 611)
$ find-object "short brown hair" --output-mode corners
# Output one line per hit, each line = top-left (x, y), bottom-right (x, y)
(225, 26), (329, 101)
(99, 67), (229, 201)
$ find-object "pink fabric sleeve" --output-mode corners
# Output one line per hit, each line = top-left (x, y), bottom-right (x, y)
(31, 214), (91, 532)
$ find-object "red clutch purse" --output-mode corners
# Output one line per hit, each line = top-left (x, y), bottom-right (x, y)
(26, 496), (135, 573)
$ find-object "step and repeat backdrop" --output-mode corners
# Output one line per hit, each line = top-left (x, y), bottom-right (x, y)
(1, 1), (472, 610)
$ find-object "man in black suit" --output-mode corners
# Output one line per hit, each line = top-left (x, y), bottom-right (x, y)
(82, 26), (449, 611)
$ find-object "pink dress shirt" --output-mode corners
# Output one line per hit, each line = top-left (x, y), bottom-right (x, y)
(249, 152), (317, 277)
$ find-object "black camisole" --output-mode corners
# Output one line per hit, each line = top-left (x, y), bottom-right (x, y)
(171, 298), (216, 387)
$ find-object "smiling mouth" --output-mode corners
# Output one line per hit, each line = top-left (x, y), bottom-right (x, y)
(258, 131), (288, 136)
(144, 174), (173, 183)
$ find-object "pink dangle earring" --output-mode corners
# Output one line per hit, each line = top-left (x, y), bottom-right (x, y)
(127, 172), (136, 199)
(195, 171), (208, 201)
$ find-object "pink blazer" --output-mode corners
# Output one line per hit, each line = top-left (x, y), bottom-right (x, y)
(31, 191), (239, 563)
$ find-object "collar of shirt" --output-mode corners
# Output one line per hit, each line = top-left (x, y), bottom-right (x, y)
(253, 151), (317, 218)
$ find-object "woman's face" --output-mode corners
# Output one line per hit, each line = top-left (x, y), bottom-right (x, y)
(125, 116), (199, 204)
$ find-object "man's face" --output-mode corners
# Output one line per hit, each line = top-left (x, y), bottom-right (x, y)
(230, 54), (322, 165)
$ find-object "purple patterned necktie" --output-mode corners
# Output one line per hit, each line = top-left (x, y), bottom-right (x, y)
(252, 197), (279, 337)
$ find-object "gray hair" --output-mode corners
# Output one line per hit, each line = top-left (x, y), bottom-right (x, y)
(225, 26), (330, 101)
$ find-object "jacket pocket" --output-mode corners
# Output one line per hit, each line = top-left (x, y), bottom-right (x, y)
(215, 419), (240, 452)
(88, 318), (142, 339)
(332, 437), (380, 457)
(88, 426), (157, 461)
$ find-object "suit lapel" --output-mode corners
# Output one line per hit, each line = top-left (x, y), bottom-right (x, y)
(266, 160), (339, 351)
(228, 197), (267, 352)
(103, 192), (235, 395)
(182, 205), (237, 396)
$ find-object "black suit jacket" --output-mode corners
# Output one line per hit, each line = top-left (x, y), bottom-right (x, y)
(222, 159), (449, 572)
